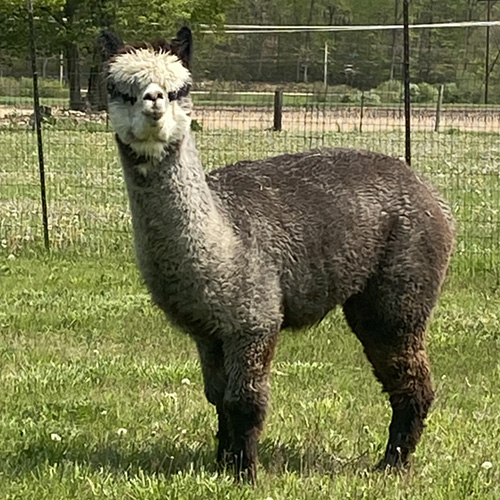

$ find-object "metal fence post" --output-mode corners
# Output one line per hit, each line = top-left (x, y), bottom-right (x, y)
(403, 0), (411, 166)
(27, 0), (50, 251)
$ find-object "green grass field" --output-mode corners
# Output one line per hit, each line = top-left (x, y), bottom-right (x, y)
(1, 125), (500, 498)
(1, 126), (500, 274)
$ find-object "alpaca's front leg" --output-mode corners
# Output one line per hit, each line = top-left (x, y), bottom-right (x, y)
(223, 331), (279, 483)
(195, 339), (230, 463)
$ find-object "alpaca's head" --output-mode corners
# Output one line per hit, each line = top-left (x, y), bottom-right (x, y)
(100, 27), (193, 160)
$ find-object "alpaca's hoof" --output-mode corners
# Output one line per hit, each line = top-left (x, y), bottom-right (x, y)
(235, 462), (257, 485)
(375, 445), (410, 472)
(374, 459), (408, 473)
(216, 449), (233, 469)
(216, 452), (257, 484)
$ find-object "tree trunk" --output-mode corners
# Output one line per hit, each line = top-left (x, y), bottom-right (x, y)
(390, 0), (399, 80)
(63, 0), (84, 111)
(87, 41), (108, 111)
(66, 42), (84, 110)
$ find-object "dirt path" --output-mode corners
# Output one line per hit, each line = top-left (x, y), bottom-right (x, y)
(2, 104), (500, 132)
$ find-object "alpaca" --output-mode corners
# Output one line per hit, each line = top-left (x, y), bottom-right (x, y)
(100, 27), (454, 482)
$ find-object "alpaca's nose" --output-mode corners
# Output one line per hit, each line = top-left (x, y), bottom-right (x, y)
(143, 89), (164, 102)
(142, 84), (166, 121)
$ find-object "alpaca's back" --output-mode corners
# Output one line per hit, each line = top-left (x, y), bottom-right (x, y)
(208, 148), (454, 329)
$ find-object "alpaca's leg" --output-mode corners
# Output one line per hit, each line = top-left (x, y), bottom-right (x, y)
(343, 293), (435, 469)
(222, 331), (278, 483)
(379, 342), (434, 468)
(368, 335), (433, 469)
(195, 338), (230, 463)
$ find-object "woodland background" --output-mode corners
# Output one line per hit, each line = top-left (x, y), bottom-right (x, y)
(1, 0), (500, 109)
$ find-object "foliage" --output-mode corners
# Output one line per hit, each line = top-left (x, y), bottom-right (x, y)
(374, 80), (403, 103)
(0, 76), (68, 98)
(1, 1), (499, 105)
(409, 82), (440, 103)
(411, 82), (439, 103)
(199, 0), (500, 95)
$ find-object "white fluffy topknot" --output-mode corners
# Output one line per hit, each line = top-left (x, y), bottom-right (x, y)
(108, 48), (191, 97)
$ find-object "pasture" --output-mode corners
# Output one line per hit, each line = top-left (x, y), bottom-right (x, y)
(1, 119), (500, 498)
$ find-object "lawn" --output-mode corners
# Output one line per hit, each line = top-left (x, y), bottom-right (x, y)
(1, 126), (500, 274)
(1, 254), (499, 499)
(1, 124), (500, 498)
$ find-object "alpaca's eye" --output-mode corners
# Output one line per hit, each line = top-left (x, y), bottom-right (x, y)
(122, 94), (137, 105)
(107, 83), (137, 105)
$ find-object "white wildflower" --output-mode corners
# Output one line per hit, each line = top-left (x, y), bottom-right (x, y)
(481, 461), (493, 470)
(50, 433), (62, 442)
(181, 378), (191, 385)
(117, 427), (128, 437)
(7, 254), (15, 261)
(100, 410), (107, 415)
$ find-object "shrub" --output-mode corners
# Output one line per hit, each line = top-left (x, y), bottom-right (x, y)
(374, 80), (403, 103)
(443, 82), (459, 103)
(362, 90), (381, 105)
(415, 82), (439, 103)
(0, 76), (69, 99)
(0, 77), (21, 96)
(38, 79), (69, 99)
(443, 81), (482, 104)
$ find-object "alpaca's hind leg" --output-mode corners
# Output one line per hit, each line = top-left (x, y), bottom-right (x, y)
(380, 343), (434, 468)
(195, 338), (230, 464)
(222, 331), (279, 483)
(343, 295), (435, 469)
(369, 337), (434, 469)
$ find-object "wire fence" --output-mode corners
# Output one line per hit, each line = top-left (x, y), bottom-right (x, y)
(1, 22), (500, 282)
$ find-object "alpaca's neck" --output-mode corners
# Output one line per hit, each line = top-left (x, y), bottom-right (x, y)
(117, 132), (237, 287)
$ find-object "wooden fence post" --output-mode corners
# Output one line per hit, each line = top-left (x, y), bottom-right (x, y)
(434, 84), (444, 132)
(273, 90), (283, 131)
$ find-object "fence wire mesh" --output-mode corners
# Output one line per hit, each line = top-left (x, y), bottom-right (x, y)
(1, 23), (500, 281)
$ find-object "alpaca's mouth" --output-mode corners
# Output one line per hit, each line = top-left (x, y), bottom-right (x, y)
(142, 110), (163, 122)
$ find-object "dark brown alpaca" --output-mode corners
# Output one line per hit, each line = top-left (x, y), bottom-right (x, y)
(100, 27), (455, 482)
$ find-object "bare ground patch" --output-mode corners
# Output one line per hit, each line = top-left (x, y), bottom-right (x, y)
(1, 104), (500, 132)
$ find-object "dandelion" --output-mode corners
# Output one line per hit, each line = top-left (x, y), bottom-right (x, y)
(481, 461), (493, 470)
(50, 433), (62, 442)
(117, 427), (128, 437)
(181, 378), (191, 385)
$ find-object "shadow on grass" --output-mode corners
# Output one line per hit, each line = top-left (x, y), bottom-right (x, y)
(1, 434), (375, 479)
(1, 439), (216, 478)
(259, 437), (375, 476)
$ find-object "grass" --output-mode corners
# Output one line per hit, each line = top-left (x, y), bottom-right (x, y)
(1, 125), (500, 276)
(1, 121), (500, 496)
(0, 253), (499, 499)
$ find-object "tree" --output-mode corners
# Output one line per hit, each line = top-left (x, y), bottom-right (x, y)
(0, 0), (236, 109)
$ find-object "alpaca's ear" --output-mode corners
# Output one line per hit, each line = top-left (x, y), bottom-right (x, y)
(171, 27), (192, 68)
(98, 30), (124, 61)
